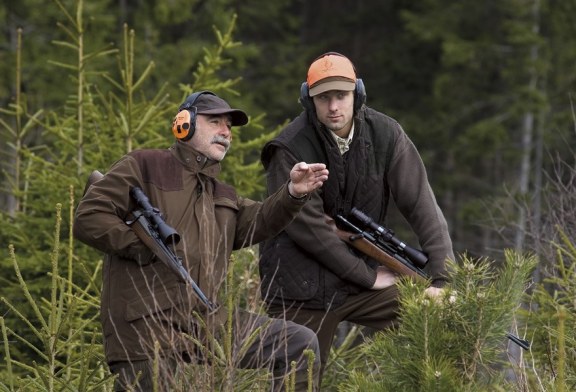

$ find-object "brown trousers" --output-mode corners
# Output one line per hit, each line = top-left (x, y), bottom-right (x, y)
(109, 311), (320, 392)
(267, 284), (399, 379)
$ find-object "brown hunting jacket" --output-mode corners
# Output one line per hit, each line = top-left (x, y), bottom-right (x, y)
(74, 141), (306, 363)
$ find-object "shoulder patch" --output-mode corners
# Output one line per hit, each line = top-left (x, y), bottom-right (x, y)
(213, 180), (237, 202)
(129, 149), (183, 191)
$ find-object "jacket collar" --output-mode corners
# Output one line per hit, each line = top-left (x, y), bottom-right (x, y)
(170, 141), (221, 178)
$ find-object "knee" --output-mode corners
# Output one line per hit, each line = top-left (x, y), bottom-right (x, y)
(288, 321), (321, 363)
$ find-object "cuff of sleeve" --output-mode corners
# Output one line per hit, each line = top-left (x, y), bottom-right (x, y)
(286, 183), (309, 202)
(431, 279), (448, 288)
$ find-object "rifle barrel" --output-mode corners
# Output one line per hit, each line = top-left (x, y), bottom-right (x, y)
(350, 208), (428, 268)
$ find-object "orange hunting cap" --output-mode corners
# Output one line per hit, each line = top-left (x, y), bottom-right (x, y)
(307, 53), (357, 97)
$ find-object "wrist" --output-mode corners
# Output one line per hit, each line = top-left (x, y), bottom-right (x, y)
(288, 181), (308, 200)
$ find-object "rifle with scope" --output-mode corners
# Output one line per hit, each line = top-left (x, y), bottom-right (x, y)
(85, 171), (215, 312)
(331, 207), (429, 282)
(331, 207), (531, 351)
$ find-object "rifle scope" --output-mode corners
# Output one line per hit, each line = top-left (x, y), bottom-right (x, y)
(130, 187), (180, 246)
(350, 207), (428, 268)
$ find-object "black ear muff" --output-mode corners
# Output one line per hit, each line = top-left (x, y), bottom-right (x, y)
(299, 82), (314, 113)
(354, 78), (366, 112)
(171, 90), (215, 141)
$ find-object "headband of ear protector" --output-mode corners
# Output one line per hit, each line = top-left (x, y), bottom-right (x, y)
(299, 52), (366, 113)
(172, 90), (216, 141)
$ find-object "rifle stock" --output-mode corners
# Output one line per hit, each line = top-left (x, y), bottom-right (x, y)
(326, 215), (428, 282)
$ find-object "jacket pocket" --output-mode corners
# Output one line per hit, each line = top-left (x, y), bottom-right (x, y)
(259, 233), (320, 302)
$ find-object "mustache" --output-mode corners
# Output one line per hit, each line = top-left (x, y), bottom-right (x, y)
(211, 135), (231, 150)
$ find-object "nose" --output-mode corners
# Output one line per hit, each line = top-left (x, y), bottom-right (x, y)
(328, 97), (339, 111)
(218, 122), (232, 138)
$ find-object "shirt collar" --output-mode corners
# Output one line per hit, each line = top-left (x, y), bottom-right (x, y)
(330, 123), (355, 155)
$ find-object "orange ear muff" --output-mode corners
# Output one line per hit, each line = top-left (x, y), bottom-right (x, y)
(172, 110), (193, 140)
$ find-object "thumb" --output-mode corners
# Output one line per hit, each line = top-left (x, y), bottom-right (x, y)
(295, 162), (309, 171)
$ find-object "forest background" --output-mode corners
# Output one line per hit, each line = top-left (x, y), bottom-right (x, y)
(0, 0), (575, 391)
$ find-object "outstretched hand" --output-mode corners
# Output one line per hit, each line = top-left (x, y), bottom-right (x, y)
(288, 162), (329, 198)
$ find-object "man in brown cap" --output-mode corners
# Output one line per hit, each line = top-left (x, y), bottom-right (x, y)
(75, 91), (328, 391)
(259, 53), (454, 382)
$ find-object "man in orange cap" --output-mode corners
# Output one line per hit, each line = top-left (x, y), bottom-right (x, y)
(259, 53), (454, 381)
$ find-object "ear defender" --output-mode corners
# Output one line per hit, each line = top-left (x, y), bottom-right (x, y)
(172, 108), (195, 141)
(353, 78), (367, 112)
(299, 82), (315, 113)
(172, 91), (216, 141)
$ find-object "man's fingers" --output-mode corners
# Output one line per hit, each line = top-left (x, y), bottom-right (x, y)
(294, 162), (327, 172)
(293, 162), (310, 172)
(289, 163), (329, 196)
(306, 162), (327, 172)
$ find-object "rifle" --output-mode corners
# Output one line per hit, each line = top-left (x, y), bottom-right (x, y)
(330, 207), (429, 282)
(331, 207), (531, 351)
(86, 171), (215, 312)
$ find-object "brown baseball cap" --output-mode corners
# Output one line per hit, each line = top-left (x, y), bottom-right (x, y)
(179, 92), (248, 126)
(307, 54), (357, 97)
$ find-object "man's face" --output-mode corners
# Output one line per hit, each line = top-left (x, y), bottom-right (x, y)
(312, 90), (354, 136)
(189, 114), (233, 161)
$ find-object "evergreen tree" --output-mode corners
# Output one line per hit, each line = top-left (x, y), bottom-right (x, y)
(341, 251), (537, 391)
(1, 0), (274, 378)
